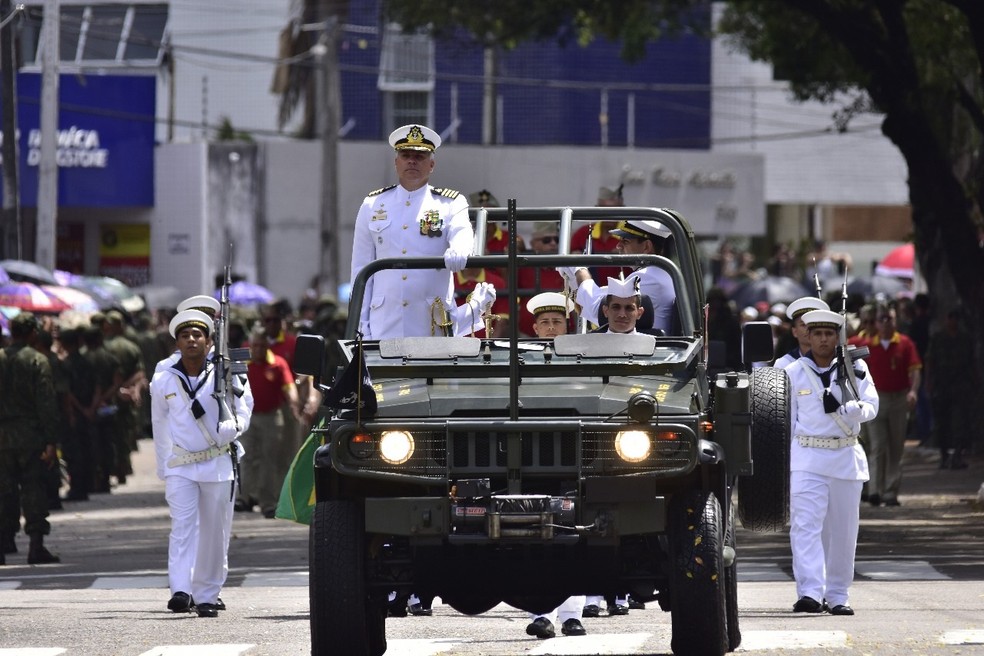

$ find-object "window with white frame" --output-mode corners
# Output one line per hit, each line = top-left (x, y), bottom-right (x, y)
(378, 22), (433, 130)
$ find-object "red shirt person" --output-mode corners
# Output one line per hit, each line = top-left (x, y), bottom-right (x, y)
(517, 222), (567, 337)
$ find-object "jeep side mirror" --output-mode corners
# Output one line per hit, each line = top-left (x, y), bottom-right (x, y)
(294, 334), (325, 382)
(741, 321), (774, 365)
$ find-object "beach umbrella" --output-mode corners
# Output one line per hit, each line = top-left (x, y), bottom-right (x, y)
(41, 284), (101, 313)
(70, 276), (146, 313)
(846, 275), (910, 299)
(875, 243), (915, 279)
(0, 281), (72, 313)
(730, 275), (810, 308)
(214, 280), (276, 306)
(0, 259), (59, 285)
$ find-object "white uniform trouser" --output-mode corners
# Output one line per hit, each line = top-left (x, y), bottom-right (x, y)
(790, 470), (862, 607)
(166, 476), (235, 605)
(585, 594), (628, 607)
(529, 596), (586, 624)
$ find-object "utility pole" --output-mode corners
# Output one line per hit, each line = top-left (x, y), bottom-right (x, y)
(316, 7), (341, 296)
(0, 0), (22, 259)
(36, 0), (58, 268)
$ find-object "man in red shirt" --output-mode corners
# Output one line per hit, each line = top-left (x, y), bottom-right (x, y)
(570, 185), (625, 283)
(238, 326), (300, 518)
(517, 222), (567, 336)
(862, 303), (921, 507)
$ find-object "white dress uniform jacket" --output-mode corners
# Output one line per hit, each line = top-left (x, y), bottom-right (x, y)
(576, 266), (676, 333)
(151, 362), (254, 482)
(351, 183), (472, 339)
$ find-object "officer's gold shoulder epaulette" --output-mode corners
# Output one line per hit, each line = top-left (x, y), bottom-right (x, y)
(431, 187), (460, 199)
(367, 184), (396, 197)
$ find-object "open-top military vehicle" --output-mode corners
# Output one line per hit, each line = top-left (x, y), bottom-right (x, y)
(294, 205), (791, 656)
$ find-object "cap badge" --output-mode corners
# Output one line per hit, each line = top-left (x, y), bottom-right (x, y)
(406, 125), (424, 145)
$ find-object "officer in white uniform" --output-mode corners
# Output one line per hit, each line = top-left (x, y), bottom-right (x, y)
(558, 219), (676, 333)
(784, 309), (878, 616)
(351, 124), (485, 339)
(151, 309), (254, 617)
(774, 296), (830, 369)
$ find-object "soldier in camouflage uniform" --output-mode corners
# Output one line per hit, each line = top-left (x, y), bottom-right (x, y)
(102, 310), (146, 485)
(0, 312), (61, 565)
(83, 324), (122, 493)
(61, 327), (98, 501)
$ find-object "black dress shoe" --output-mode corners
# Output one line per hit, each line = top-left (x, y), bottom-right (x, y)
(27, 546), (60, 565)
(884, 498), (901, 507)
(792, 596), (824, 613)
(167, 592), (194, 613)
(525, 617), (555, 639)
(607, 603), (629, 616)
(215, 597), (226, 611)
(828, 604), (854, 616)
(196, 603), (219, 618)
(387, 603), (408, 618)
(581, 604), (601, 618)
(868, 494), (881, 507)
(627, 596), (646, 610)
(407, 602), (432, 616)
(561, 618), (587, 636)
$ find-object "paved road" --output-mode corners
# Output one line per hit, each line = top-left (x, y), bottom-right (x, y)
(1, 439), (982, 655)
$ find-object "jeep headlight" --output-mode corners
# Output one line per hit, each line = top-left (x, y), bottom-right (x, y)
(615, 430), (651, 463)
(379, 430), (415, 464)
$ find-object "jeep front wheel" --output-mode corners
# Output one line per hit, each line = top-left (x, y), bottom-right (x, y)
(738, 366), (791, 532)
(669, 490), (728, 656)
(310, 500), (386, 656)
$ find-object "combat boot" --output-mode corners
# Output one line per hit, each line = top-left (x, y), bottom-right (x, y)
(27, 534), (60, 565)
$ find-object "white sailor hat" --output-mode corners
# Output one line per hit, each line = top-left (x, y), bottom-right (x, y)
(610, 219), (672, 240)
(169, 309), (213, 338)
(526, 292), (574, 317)
(177, 294), (221, 316)
(802, 309), (844, 331)
(606, 276), (641, 299)
(786, 296), (830, 320)
(389, 124), (441, 152)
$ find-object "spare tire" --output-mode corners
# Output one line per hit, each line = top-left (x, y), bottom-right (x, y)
(737, 366), (791, 532)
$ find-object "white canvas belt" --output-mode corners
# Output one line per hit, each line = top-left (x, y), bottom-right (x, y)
(168, 443), (232, 467)
(796, 435), (858, 449)
(797, 359), (858, 439)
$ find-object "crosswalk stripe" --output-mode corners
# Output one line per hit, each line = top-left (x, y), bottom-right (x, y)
(383, 638), (464, 655)
(736, 630), (849, 651)
(240, 571), (308, 587)
(940, 630), (984, 645)
(528, 633), (651, 655)
(135, 645), (255, 656)
(0, 581), (21, 590)
(91, 575), (168, 589)
(854, 559), (949, 580)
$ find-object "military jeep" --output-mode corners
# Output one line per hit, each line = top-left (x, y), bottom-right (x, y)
(295, 206), (791, 656)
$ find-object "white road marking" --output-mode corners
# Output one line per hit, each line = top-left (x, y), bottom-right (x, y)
(0, 580), (21, 590)
(738, 562), (790, 582)
(941, 630), (984, 645)
(90, 575), (168, 589)
(528, 632), (651, 655)
(0, 650), (65, 656)
(240, 570), (308, 587)
(736, 630), (849, 651)
(854, 559), (949, 580)
(382, 639), (465, 655)
(136, 645), (255, 656)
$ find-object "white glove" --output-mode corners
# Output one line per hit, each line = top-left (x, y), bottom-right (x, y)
(218, 419), (240, 442)
(443, 248), (469, 272)
(556, 266), (584, 289)
(468, 282), (496, 313)
(836, 400), (865, 423)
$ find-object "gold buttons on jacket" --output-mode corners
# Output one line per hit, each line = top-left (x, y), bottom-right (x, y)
(402, 300), (409, 307)
(402, 274), (408, 280)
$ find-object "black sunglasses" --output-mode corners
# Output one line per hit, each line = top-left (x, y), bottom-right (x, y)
(537, 236), (559, 244)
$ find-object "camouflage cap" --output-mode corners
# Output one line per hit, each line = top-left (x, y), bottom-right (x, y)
(105, 309), (125, 325)
(10, 311), (39, 331)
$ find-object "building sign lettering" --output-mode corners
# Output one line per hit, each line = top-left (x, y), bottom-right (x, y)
(25, 127), (110, 168)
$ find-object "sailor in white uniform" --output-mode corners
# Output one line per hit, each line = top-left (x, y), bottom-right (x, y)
(153, 295), (222, 376)
(774, 296), (830, 369)
(151, 309), (254, 617)
(783, 309), (878, 616)
(558, 219), (676, 333)
(351, 124), (489, 339)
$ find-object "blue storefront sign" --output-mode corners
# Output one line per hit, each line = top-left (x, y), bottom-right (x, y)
(0, 73), (155, 207)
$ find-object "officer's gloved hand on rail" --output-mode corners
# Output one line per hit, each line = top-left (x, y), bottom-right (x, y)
(468, 282), (496, 314)
(443, 248), (469, 272)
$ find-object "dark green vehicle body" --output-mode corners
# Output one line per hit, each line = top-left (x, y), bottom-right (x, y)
(297, 207), (790, 656)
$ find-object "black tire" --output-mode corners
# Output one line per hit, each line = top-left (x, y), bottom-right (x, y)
(724, 492), (741, 652)
(310, 500), (386, 656)
(669, 490), (728, 656)
(737, 366), (791, 532)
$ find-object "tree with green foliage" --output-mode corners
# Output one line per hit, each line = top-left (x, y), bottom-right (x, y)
(385, 0), (984, 413)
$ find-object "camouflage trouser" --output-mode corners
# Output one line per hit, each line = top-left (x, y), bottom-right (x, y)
(0, 447), (51, 537)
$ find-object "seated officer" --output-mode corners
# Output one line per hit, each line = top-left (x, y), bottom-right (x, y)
(599, 276), (645, 334)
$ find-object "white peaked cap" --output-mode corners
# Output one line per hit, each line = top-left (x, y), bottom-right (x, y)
(527, 292), (574, 317)
(177, 294), (221, 315)
(169, 309), (213, 338)
(802, 309), (844, 331)
(786, 296), (829, 320)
